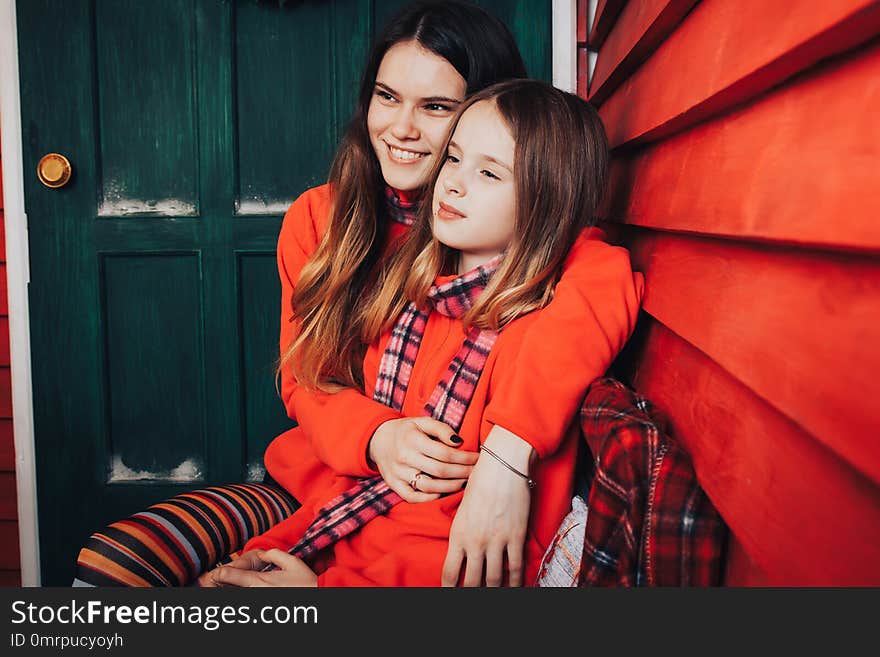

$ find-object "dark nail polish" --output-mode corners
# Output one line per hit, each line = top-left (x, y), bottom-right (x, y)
(450, 434), (463, 444)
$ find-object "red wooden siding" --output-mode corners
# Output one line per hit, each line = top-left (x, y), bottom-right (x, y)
(589, 0), (627, 50)
(606, 40), (880, 251)
(0, 420), (13, 471)
(579, 1), (629, 97)
(630, 320), (880, 585)
(0, 369), (11, 418)
(577, 47), (589, 99)
(577, 0), (589, 43)
(0, 319), (8, 365)
(0, 135), (22, 586)
(584, 1), (880, 584)
(589, 0), (699, 106)
(629, 231), (880, 484)
(598, 0), (880, 147)
(576, 0), (589, 98)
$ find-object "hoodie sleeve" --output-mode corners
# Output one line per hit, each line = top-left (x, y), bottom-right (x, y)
(483, 229), (645, 458)
(275, 185), (400, 476)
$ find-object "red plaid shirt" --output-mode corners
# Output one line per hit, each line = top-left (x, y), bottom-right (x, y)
(578, 378), (727, 586)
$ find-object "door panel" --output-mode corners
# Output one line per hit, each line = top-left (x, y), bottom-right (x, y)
(96, 0), (199, 216)
(17, 0), (551, 585)
(235, 1), (361, 212)
(101, 253), (207, 481)
(239, 252), (284, 481)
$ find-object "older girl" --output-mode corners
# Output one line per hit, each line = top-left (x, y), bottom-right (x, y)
(215, 79), (642, 587)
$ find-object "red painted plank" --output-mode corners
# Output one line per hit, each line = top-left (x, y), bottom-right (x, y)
(627, 230), (880, 486)
(589, 0), (626, 50)
(0, 472), (16, 520)
(577, 47), (589, 99)
(0, 368), (10, 418)
(0, 317), (8, 366)
(0, 264), (6, 315)
(0, 522), (21, 571)
(0, 570), (22, 587)
(577, 0), (589, 43)
(1, 142), (5, 257)
(589, 0), (698, 107)
(0, 420), (13, 471)
(606, 41), (880, 252)
(632, 319), (880, 585)
(599, 0), (880, 148)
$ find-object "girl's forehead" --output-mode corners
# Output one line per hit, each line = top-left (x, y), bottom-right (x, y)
(377, 40), (465, 98)
(453, 101), (514, 155)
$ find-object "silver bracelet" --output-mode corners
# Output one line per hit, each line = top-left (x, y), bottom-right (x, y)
(479, 444), (536, 489)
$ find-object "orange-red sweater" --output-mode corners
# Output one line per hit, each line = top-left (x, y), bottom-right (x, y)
(245, 183), (645, 585)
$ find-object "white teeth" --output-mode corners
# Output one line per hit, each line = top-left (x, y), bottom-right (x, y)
(389, 145), (426, 161)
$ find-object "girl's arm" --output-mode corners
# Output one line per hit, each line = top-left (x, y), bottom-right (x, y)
(442, 425), (534, 587)
(443, 230), (644, 586)
(483, 228), (645, 457)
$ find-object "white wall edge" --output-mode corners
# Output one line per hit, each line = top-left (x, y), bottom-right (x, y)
(552, 0), (577, 93)
(0, 0), (41, 587)
(588, 50), (598, 84)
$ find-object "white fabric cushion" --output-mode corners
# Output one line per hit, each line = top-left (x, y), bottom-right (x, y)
(535, 495), (588, 587)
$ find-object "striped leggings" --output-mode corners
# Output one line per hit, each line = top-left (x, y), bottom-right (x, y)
(74, 482), (299, 587)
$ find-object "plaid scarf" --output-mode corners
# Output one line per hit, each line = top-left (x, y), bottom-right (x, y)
(279, 257), (501, 565)
(384, 185), (420, 227)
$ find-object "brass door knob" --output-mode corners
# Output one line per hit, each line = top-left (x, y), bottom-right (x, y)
(37, 153), (72, 188)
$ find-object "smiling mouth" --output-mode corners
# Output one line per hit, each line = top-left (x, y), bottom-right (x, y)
(386, 142), (429, 163)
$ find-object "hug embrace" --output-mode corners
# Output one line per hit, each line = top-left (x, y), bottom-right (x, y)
(203, 0), (643, 587)
(78, 0), (645, 587)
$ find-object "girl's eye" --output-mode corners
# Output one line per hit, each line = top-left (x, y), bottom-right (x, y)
(445, 154), (460, 164)
(375, 90), (396, 102)
(481, 169), (501, 180)
(424, 103), (453, 112)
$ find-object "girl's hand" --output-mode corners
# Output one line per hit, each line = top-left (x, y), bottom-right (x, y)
(441, 425), (534, 587)
(195, 551), (268, 587)
(368, 417), (478, 503)
(212, 549), (317, 587)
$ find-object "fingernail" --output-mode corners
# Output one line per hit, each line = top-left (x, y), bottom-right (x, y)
(450, 434), (463, 444)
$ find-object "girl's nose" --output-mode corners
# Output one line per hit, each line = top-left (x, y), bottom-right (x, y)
(443, 173), (464, 196)
(390, 106), (419, 140)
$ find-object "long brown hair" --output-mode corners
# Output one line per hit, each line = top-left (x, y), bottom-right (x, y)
(361, 79), (609, 342)
(283, 1), (527, 393)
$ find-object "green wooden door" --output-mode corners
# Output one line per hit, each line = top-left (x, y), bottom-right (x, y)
(17, 0), (550, 585)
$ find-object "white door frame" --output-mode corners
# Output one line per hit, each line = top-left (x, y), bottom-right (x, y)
(0, 0), (40, 587)
(0, 0), (576, 587)
(553, 0), (577, 92)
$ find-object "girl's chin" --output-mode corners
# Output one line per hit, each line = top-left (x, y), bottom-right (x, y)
(380, 163), (430, 191)
(383, 176), (424, 192)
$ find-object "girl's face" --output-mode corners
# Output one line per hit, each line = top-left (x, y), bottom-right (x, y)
(367, 41), (467, 192)
(432, 100), (516, 273)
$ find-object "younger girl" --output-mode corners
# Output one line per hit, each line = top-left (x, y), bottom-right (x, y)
(214, 79), (642, 587)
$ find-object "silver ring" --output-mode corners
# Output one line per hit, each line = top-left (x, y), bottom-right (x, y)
(410, 472), (422, 490)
